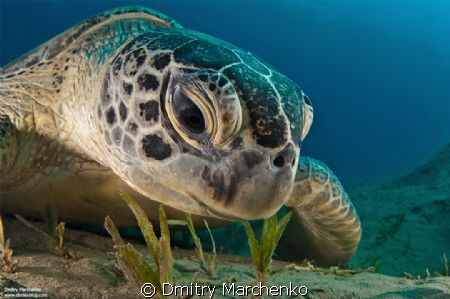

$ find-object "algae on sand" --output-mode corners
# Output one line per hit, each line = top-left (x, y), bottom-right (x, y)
(242, 211), (292, 285)
(0, 215), (16, 273)
(0, 211), (449, 298)
(104, 191), (173, 297)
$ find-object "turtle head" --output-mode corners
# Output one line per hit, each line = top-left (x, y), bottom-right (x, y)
(98, 30), (312, 220)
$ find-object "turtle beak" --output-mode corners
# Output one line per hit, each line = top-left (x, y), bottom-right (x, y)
(206, 207), (243, 221)
(199, 144), (297, 220)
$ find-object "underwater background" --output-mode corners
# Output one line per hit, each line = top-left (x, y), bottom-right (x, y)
(1, 0), (450, 184)
(1, 1), (449, 296)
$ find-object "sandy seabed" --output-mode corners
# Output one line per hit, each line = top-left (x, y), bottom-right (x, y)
(1, 216), (449, 299)
(1, 144), (450, 299)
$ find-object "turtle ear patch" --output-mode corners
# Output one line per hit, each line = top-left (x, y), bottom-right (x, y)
(301, 94), (313, 141)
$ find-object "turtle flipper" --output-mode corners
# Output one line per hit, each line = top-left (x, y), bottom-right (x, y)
(278, 157), (361, 266)
(0, 115), (18, 178)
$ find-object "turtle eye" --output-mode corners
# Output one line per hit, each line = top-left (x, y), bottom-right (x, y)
(172, 87), (205, 135)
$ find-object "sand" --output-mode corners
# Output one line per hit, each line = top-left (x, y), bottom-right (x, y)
(1, 215), (449, 299)
(1, 144), (449, 298)
(348, 143), (450, 276)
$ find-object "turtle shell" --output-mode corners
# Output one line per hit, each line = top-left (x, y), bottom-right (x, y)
(1, 6), (182, 73)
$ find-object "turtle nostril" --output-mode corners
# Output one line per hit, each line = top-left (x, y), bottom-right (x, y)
(273, 155), (285, 168)
(272, 143), (295, 169)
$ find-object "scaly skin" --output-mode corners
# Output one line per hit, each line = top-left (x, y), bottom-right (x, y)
(0, 6), (361, 265)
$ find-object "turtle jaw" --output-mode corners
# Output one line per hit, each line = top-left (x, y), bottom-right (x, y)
(216, 165), (295, 220)
(167, 148), (297, 221)
(171, 166), (295, 221)
(126, 147), (297, 221)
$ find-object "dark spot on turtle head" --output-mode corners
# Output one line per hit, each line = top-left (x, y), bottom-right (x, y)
(201, 166), (210, 180)
(142, 134), (172, 160)
(209, 83), (216, 92)
(241, 151), (263, 170)
(106, 107), (116, 125)
(225, 174), (240, 203)
(119, 102), (128, 121)
(134, 50), (146, 68)
(151, 53), (171, 71)
(123, 82), (133, 95)
(139, 101), (159, 123)
(102, 77), (112, 105)
(122, 48), (146, 77)
(56, 76), (63, 84)
(126, 48), (146, 66)
(253, 115), (287, 148)
(201, 166), (239, 204)
(182, 147), (190, 153)
(129, 122), (138, 131)
(137, 73), (159, 91)
(230, 136), (242, 149)
(201, 167), (225, 200)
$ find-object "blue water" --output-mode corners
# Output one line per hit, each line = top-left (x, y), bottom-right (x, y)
(1, 0), (449, 183)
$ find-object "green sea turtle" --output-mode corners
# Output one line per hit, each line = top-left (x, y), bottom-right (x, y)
(0, 6), (361, 265)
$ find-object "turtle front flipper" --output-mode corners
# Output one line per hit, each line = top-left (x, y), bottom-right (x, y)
(278, 157), (361, 266)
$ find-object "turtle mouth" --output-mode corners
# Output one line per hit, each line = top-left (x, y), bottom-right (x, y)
(178, 151), (295, 221)
(186, 191), (242, 221)
(205, 206), (243, 221)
